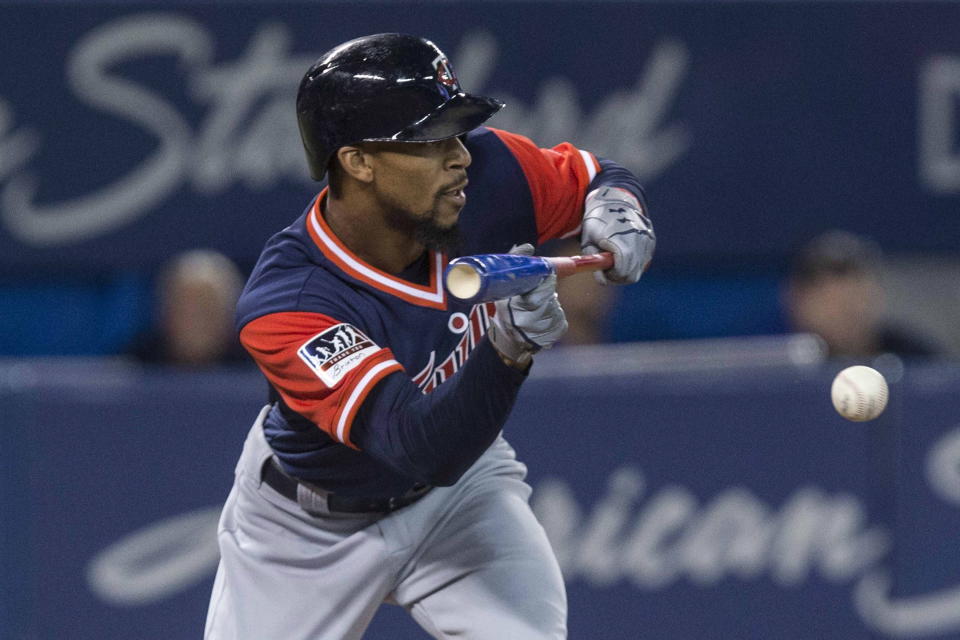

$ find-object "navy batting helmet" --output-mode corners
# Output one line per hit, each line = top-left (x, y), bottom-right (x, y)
(296, 33), (504, 180)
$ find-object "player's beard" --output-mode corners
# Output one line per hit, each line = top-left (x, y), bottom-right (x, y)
(384, 200), (462, 251)
(413, 216), (462, 251)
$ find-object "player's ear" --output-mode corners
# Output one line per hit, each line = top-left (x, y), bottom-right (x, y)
(336, 146), (375, 185)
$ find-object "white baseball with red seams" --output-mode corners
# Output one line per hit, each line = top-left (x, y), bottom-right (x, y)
(831, 365), (889, 421)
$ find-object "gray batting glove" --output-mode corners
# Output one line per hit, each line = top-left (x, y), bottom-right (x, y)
(581, 186), (655, 285)
(488, 243), (568, 366)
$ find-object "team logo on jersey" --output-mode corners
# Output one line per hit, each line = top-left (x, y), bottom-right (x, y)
(412, 303), (495, 393)
(432, 54), (459, 92)
(297, 324), (380, 388)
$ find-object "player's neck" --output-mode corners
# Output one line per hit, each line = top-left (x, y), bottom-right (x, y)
(324, 191), (426, 275)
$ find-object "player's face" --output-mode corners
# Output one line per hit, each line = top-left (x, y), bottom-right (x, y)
(365, 137), (471, 247)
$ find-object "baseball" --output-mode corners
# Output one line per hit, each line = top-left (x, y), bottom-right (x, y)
(831, 365), (889, 422)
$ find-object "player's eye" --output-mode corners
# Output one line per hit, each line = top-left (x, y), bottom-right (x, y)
(405, 140), (447, 156)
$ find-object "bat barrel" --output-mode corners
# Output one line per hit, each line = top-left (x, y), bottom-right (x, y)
(445, 253), (554, 304)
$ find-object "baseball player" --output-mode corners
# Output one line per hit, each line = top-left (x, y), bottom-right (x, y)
(205, 33), (654, 639)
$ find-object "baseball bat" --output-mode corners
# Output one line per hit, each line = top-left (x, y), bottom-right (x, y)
(444, 251), (614, 304)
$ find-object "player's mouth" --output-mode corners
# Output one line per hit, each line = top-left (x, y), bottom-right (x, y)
(439, 181), (468, 207)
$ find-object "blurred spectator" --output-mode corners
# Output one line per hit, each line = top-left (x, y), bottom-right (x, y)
(782, 230), (943, 359)
(543, 238), (618, 345)
(125, 249), (249, 367)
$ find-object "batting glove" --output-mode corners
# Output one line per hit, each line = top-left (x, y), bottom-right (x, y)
(488, 243), (568, 366)
(580, 187), (655, 285)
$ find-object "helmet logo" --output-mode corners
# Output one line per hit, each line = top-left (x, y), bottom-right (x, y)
(432, 54), (459, 92)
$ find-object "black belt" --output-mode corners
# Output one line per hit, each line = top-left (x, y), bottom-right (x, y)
(261, 457), (431, 514)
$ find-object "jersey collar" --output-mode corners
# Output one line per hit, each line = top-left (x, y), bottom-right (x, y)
(306, 190), (448, 310)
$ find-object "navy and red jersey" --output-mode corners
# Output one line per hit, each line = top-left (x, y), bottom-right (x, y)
(236, 127), (643, 497)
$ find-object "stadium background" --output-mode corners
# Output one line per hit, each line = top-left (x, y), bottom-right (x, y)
(2, 1), (960, 638)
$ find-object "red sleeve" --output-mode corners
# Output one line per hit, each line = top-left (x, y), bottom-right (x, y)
(489, 128), (600, 244)
(240, 311), (403, 449)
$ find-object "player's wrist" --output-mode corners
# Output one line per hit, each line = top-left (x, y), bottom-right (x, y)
(487, 325), (535, 370)
(584, 186), (643, 213)
(495, 348), (533, 371)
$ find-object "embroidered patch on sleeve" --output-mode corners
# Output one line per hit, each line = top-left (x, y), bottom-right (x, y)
(297, 324), (381, 388)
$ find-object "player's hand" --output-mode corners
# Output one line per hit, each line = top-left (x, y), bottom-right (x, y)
(488, 243), (568, 367)
(580, 186), (655, 285)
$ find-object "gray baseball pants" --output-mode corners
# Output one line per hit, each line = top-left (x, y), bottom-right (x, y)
(204, 406), (567, 639)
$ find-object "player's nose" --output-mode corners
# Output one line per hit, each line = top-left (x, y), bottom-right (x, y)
(446, 136), (471, 171)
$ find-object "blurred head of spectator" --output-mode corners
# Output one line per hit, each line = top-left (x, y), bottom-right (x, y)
(783, 230), (940, 359)
(127, 249), (247, 367)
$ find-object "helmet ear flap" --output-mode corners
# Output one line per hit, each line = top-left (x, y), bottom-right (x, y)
(296, 85), (336, 180)
(324, 152), (345, 196)
(296, 33), (502, 181)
